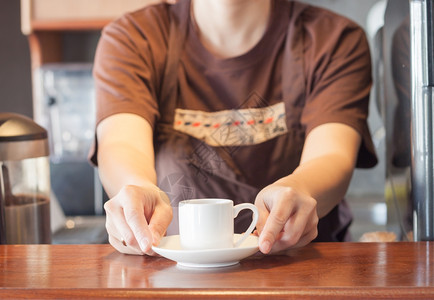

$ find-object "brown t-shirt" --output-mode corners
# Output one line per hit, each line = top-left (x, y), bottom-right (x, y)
(91, 0), (377, 241)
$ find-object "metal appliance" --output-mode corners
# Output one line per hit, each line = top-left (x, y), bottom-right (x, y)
(0, 113), (51, 244)
(381, 0), (434, 241)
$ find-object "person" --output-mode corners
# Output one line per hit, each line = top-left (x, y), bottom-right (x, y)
(90, 0), (377, 256)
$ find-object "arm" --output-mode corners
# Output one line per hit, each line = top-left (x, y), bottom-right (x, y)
(97, 113), (172, 255)
(255, 122), (361, 254)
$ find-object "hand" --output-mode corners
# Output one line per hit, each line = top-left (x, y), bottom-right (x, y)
(255, 183), (319, 254)
(104, 184), (173, 255)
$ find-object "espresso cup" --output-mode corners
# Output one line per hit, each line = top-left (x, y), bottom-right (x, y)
(178, 198), (258, 250)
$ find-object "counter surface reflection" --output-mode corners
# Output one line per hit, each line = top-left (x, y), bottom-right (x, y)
(0, 242), (432, 299)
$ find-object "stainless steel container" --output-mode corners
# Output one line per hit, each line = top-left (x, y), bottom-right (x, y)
(0, 113), (51, 244)
(410, 0), (434, 241)
(382, 0), (434, 241)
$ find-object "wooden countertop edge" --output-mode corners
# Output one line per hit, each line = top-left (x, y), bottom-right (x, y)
(0, 287), (433, 299)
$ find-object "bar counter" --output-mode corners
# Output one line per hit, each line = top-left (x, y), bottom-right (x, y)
(0, 242), (432, 299)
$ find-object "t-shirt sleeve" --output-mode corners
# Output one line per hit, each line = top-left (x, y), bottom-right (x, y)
(89, 6), (168, 166)
(300, 10), (377, 168)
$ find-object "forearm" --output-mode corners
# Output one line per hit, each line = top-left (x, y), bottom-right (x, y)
(96, 114), (171, 255)
(276, 123), (360, 218)
(96, 113), (157, 198)
(277, 153), (355, 218)
(98, 143), (157, 198)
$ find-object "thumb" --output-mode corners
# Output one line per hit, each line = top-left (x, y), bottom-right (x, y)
(255, 202), (269, 235)
(255, 186), (292, 254)
(254, 192), (271, 254)
(148, 204), (173, 246)
(255, 186), (279, 234)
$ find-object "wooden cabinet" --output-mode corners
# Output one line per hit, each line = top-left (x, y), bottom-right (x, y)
(20, 0), (158, 119)
(21, 0), (158, 68)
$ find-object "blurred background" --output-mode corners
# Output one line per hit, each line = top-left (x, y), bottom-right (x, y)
(0, 0), (410, 242)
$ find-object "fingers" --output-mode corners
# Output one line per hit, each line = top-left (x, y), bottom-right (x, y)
(255, 185), (318, 254)
(108, 235), (143, 255)
(105, 197), (149, 254)
(121, 186), (154, 252)
(104, 185), (172, 255)
(105, 198), (143, 254)
(270, 227), (317, 253)
(270, 211), (318, 253)
(149, 188), (173, 246)
(256, 187), (294, 253)
(254, 200), (269, 238)
(149, 205), (173, 246)
(259, 189), (292, 254)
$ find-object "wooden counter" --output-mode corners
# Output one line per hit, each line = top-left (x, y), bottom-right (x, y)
(0, 242), (432, 299)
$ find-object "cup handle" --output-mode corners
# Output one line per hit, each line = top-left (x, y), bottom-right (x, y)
(233, 203), (259, 248)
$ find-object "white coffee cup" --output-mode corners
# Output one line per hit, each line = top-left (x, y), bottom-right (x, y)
(178, 198), (258, 250)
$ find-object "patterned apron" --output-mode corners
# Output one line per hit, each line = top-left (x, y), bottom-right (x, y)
(155, 0), (352, 241)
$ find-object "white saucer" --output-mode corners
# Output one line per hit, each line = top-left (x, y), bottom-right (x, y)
(152, 234), (259, 268)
